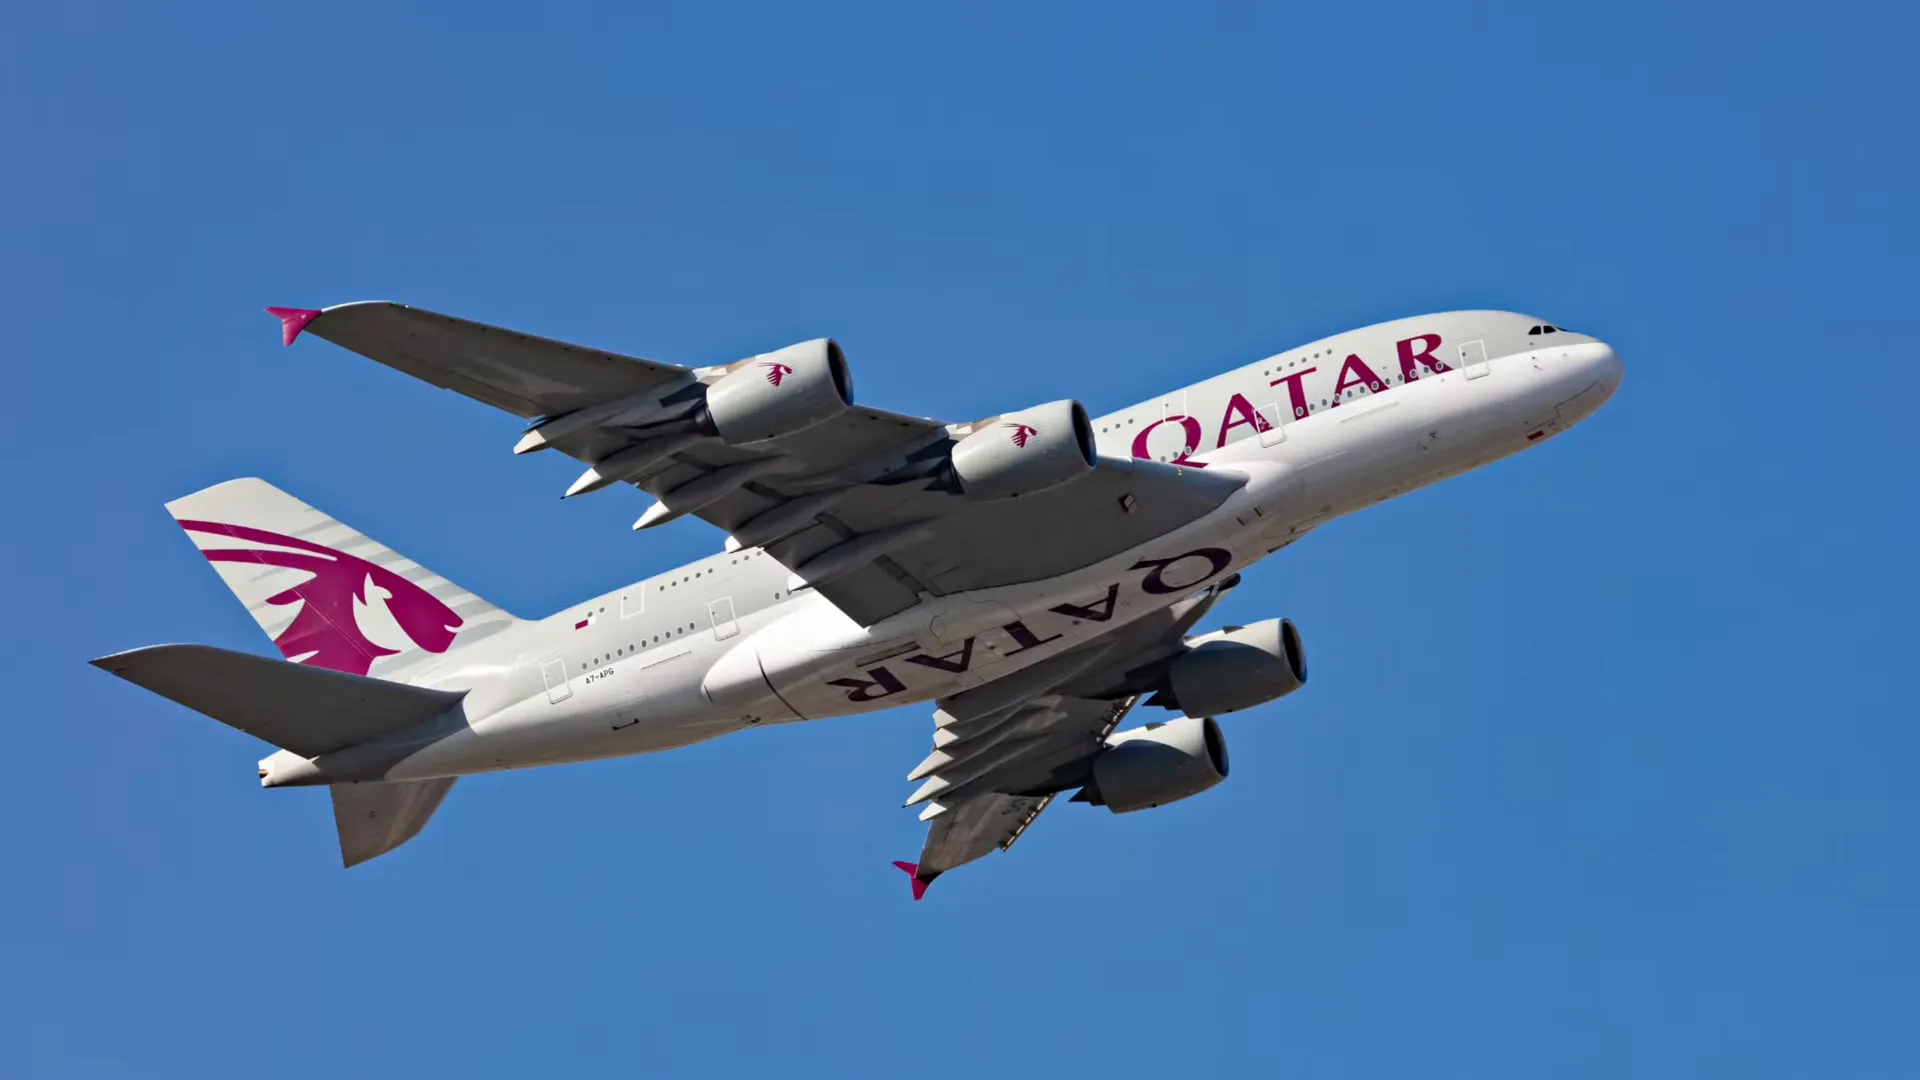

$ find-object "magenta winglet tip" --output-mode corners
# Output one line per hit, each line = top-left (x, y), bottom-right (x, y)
(892, 860), (931, 901)
(265, 306), (322, 346)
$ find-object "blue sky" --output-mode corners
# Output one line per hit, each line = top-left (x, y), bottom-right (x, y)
(3, 2), (1913, 1076)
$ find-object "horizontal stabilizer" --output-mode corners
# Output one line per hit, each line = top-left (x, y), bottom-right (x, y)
(332, 778), (458, 867)
(92, 644), (465, 757)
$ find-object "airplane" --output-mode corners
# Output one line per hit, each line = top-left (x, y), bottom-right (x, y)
(92, 303), (1622, 896)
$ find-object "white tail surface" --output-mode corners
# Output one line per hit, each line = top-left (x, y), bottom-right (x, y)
(166, 478), (516, 680)
(90, 643), (467, 757)
(332, 778), (459, 867)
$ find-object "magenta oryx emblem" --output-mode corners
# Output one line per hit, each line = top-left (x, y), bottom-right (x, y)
(177, 520), (463, 676)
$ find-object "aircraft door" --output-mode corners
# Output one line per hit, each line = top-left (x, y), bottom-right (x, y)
(1136, 390), (1201, 464)
(1160, 389), (1187, 424)
(1459, 339), (1491, 379)
(539, 656), (573, 704)
(709, 596), (739, 640)
(1256, 401), (1286, 446)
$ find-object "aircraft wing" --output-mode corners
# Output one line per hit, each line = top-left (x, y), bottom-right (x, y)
(894, 578), (1233, 897)
(275, 302), (1245, 626)
(283, 301), (689, 418)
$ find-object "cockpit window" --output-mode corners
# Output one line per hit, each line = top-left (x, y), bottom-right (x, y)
(1527, 324), (1562, 335)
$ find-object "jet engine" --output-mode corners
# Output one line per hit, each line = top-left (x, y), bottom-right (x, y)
(1158, 618), (1307, 717)
(702, 338), (853, 444)
(1076, 715), (1229, 813)
(949, 399), (1096, 501)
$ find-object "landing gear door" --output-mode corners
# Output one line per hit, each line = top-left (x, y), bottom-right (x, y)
(1459, 339), (1491, 379)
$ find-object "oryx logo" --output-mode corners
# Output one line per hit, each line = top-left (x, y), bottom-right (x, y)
(176, 520), (464, 677)
(1008, 422), (1038, 448)
(762, 361), (794, 387)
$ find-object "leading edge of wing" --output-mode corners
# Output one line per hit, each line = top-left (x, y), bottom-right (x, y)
(266, 301), (688, 419)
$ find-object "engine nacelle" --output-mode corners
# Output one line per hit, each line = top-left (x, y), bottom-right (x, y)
(703, 338), (853, 444)
(1162, 618), (1307, 717)
(949, 399), (1096, 501)
(1081, 715), (1229, 814)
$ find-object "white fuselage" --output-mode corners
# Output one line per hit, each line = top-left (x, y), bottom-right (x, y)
(280, 310), (1621, 785)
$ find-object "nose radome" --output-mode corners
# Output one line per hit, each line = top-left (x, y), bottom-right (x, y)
(1592, 341), (1624, 396)
(1564, 340), (1622, 402)
(1546, 341), (1623, 429)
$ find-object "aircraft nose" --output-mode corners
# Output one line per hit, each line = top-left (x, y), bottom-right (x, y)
(1591, 341), (1624, 397)
(1566, 340), (1623, 403)
(1542, 340), (1623, 429)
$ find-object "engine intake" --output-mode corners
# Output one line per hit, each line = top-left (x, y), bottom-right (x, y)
(949, 399), (1096, 501)
(1160, 618), (1307, 717)
(703, 338), (853, 444)
(1078, 715), (1229, 814)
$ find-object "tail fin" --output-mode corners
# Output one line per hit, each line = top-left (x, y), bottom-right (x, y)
(166, 477), (516, 681)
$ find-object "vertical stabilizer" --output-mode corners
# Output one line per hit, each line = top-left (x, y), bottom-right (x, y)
(165, 478), (516, 681)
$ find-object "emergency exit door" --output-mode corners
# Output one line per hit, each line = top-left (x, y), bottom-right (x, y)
(539, 657), (572, 704)
(1256, 402), (1286, 446)
(1458, 339), (1491, 379)
(709, 596), (739, 639)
